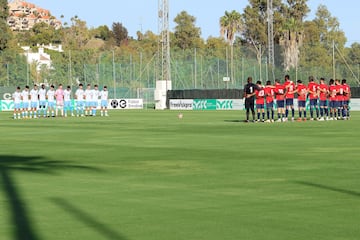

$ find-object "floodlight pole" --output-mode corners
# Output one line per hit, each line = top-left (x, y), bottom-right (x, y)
(267, 0), (275, 81)
(332, 40), (336, 79)
(158, 0), (171, 83)
(112, 50), (116, 98)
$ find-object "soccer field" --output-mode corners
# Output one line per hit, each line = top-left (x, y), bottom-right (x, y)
(0, 110), (359, 240)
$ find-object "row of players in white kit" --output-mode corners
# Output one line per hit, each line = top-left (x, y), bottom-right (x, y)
(12, 83), (109, 119)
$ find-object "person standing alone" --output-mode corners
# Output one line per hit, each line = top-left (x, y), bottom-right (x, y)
(243, 77), (258, 122)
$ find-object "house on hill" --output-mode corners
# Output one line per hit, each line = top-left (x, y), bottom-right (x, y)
(7, 0), (61, 31)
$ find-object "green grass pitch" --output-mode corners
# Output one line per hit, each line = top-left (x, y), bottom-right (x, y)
(0, 110), (360, 240)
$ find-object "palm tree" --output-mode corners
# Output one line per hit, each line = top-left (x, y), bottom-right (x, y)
(281, 17), (303, 71)
(280, 0), (309, 71)
(220, 10), (243, 85)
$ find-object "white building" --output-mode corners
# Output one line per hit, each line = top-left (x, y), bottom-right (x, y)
(21, 44), (63, 71)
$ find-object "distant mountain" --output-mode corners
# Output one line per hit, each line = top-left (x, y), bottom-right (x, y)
(7, 0), (61, 31)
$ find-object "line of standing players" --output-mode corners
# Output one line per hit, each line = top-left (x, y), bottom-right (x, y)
(12, 83), (109, 119)
(243, 75), (351, 122)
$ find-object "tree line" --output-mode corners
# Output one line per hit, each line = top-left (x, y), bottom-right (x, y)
(0, 0), (359, 88)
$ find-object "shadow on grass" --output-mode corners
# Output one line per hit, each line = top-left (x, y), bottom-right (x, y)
(224, 120), (246, 123)
(294, 180), (360, 198)
(0, 155), (101, 240)
(50, 198), (128, 240)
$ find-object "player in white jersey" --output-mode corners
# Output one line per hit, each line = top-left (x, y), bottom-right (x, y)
(29, 84), (39, 118)
(75, 83), (85, 117)
(38, 84), (47, 117)
(46, 85), (56, 117)
(91, 84), (100, 116)
(12, 86), (22, 119)
(100, 86), (109, 117)
(64, 85), (74, 117)
(21, 85), (30, 118)
(84, 84), (93, 116)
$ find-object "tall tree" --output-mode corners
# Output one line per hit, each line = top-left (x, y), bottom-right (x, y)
(112, 22), (128, 47)
(280, 0), (309, 71)
(93, 25), (112, 41)
(0, 0), (10, 51)
(302, 20), (331, 69)
(220, 10), (243, 45)
(220, 10), (242, 81)
(29, 22), (58, 45)
(302, 5), (346, 74)
(241, 0), (283, 70)
(314, 4), (346, 49)
(173, 11), (202, 50)
(62, 16), (90, 49)
(139, 30), (159, 55)
(205, 37), (227, 59)
(242, 0), (267, 48)
(348, 43), (360, 65)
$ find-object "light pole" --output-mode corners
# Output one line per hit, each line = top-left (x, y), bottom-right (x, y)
(6, 63), (9, 86)
(26, 49), (29, 85)
(68, 50), (72, 86)
(138, 48), (143, 99)
(26, 63), (29, 85)
(259, 44), (262, 82)
(98, 53), (102, 86)
(112, 50), (116, 99)
(194, 48), (197, 88)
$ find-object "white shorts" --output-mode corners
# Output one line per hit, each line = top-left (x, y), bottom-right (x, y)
(56, 101), (64, 107)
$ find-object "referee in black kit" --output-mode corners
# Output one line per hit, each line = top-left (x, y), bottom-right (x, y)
(243, 77), (259, 122)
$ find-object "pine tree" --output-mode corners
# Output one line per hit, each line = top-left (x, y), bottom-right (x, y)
(173, 11), (202, 50)
(112, 22), (128, 47)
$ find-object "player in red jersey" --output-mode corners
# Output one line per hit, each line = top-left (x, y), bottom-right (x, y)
(342, 79), (351, 119)
(335, 79), (344, 120)
(284, 75), (295, 121)
(254, 81), (266, 122)
(295, 79), (308, 121)
(274, 79), (286, 122)
(308, 76), (319, 120)
(328, 79), (338, 120)
(264, 80), (275, 122)
(318, 78), (329, 120)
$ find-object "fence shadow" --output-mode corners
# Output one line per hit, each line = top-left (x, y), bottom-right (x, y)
(0, 155), (101, 240)
(294, 180), (360, 198)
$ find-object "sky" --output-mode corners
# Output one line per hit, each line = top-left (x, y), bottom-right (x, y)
(24, 0), (360, 46)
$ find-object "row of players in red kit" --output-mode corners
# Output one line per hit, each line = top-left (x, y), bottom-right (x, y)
(244, 75), (351, 123)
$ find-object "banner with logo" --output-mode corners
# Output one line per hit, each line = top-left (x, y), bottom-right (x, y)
(193, 99), (217, 110)
(0, 100), (14, 112)
(0, 99), (143, 111)
(216, 99), (243, 110)
(169, 99), (244, 110)
(108, 99), (143, 110)
(169, 99), (193, 110)
(349, 99), (360, 110)
(169, 98), (360, 111)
